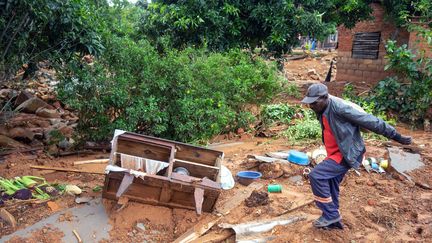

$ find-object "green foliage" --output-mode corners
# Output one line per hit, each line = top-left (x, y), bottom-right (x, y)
(0, 0), (106, 79)
(283, 109), (321, 141)
(58, 38), (281, 143)
(284, 83), (301, 98)
(260, 104), (299, 127)
(367, 40), (431, 125)
(139, 0), (373, 55)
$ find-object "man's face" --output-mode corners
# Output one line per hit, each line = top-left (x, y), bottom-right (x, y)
(308, 96), (328, 113)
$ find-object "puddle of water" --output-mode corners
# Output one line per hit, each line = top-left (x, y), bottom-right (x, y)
(1, 198), (111, 242)
(388, 147), (424, 173)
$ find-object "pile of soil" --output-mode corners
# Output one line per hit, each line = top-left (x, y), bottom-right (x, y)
(245, 190), (269, 207)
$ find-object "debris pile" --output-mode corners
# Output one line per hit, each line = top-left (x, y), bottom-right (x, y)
(245, 190), (269, 207)
(0, 67), (78, 155)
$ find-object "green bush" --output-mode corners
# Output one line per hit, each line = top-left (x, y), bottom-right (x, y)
(57, 37), (281, 143)
(282, 109), (321, 141)
(260, 104), (299, 127)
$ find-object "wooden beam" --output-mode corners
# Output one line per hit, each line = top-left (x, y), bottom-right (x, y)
(172, 182), (264, 243)
(30, 165), (105, 174)
(73, 158), (109, 165)
(190, 229), (234, 243)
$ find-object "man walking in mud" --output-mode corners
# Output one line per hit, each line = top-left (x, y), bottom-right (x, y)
(301, 83), (412, 229)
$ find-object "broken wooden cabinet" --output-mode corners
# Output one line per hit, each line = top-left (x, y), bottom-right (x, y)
(102, 132), (224, 214)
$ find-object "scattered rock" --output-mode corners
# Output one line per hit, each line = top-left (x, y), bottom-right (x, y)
(307, 69), (318, 76)
(8, 127), (35, 141)
(367, 199), (377, 206)
(0, 135), (27, 148)
(15, 97), (51, 113)
(245, 190), (269, 207)
(136, 222), (146, 231)
(367, 181), (376, 186)
(14, 91), (33, 106)
(47, 201), (60, 212)
(36, 107), (61, 118)
(75, 197), (92, 204)
(48, 118), (63, 126)
(58, 138), (73, 150)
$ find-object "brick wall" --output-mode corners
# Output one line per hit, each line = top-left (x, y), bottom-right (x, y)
(336, 3), (409, 85)
(409, 31), (432, 58)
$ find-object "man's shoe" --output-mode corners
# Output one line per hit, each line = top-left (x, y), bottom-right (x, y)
(313, 216), (342, 228)
(323, 221), (344, 230)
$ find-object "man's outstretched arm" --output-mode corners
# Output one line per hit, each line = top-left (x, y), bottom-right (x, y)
(338, 103), (412, 145)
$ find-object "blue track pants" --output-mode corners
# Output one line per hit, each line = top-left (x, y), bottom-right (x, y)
(309, 159), (350, 220)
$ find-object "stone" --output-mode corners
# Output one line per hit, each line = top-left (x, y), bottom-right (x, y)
(49, 118), (63, 126)
(367, 199), (377, 206)
(307, 69), (318, 76)
(367, 181), (375, 186)
(0, 135), (26, 148)
(136, 223), (146, 231)
(14, 91), (34, 106)
(58, 138), (72, 149)
(36, 107), (61, 118)
(8, 127), (35, 141)
(15, 97), (50, 113)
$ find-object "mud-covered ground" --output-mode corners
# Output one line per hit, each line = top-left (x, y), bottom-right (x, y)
(1, 52), (431, 242)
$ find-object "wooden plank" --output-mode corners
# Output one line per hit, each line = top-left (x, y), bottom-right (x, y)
(216, 182), (264, 215)
(174, 159), (219, 181)
(160, 183), (172, 203)
(117, 137), (171, 162)
(74, 158), (109, 165)
(190, 229), (234, 243)
(173, 182), (264, 243)
(123, 132), (223, 166)
(103, 172), (220, 212)
(30, 165), (105, 174)
(175, 145), (222, 166)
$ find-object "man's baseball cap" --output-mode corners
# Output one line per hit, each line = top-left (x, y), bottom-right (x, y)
(301, 83), (328, 104)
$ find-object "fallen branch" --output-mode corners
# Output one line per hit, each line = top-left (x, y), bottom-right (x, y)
(190, 229), (234, 243)
(73, 158), (109, 165)
(30, 165), (105, 175)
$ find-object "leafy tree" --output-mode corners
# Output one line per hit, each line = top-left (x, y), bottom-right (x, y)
(139, 0), (374, 55)
(0, 0), (105, 81)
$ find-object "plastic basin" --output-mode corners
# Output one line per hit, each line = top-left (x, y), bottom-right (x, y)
(236, 171), (262, 186)
(287, 150), (310, 166)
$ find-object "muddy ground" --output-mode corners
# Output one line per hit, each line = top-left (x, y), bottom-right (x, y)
(1, 52), (432, 242)
(1, 131), (431, 242)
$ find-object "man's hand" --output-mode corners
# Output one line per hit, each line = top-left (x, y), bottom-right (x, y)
(393, 133), (412, 145)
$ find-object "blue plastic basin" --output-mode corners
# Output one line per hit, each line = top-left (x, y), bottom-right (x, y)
(236, 171), (262, 186)
(237, 171), (262, 179)
(287, 150), (310, 166)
